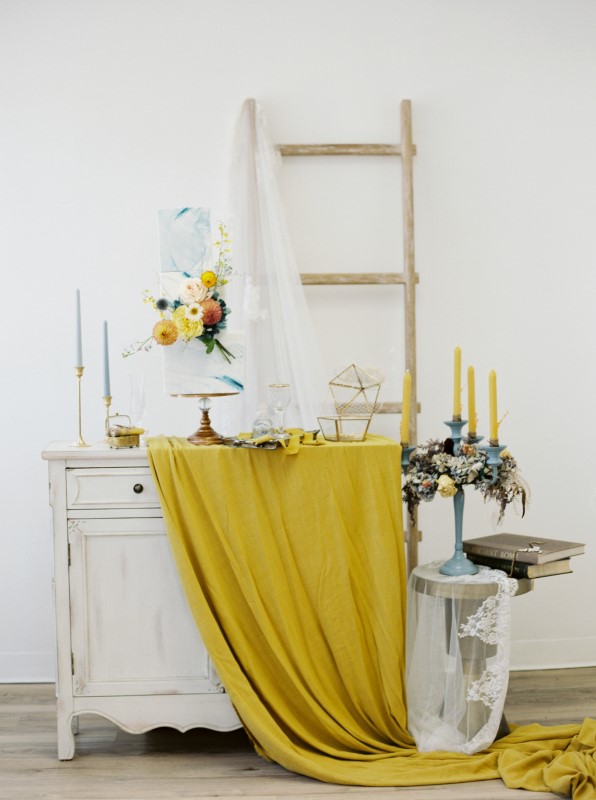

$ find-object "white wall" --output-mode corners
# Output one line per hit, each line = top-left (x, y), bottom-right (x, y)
(2, 0), (595, 680)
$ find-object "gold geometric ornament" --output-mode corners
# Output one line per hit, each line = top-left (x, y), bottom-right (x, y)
(318, 364), (383, 442)
(329, 364), (382, 415)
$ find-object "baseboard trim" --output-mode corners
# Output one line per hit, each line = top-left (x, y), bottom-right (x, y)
(1, 644), (595, 681)
(511, 637), (596, 670)
(0, 653), (55, 683)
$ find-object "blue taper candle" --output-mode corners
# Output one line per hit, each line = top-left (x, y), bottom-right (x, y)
(75, 290), (83, 368)
(103, 321), (111, 397)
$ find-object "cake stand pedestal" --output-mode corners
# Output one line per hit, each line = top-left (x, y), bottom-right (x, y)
(171, 392), (239, 446)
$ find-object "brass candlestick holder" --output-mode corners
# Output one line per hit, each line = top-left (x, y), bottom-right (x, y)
(103, 396), (112, 443)
(72, 366), (90, 448)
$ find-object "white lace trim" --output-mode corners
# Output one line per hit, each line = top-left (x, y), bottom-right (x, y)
(458, 570), (517, 646)
(466, 664), (507, 707)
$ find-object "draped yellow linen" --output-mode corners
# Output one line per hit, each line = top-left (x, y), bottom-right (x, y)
(148, 436), (596, 796)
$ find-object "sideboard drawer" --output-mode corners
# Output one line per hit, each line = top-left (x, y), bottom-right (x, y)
(66, 468), (160, 510)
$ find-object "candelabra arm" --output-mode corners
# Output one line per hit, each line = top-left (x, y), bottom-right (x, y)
(463, 433), (484, 445)
(401, 445), (415, 470)
(481, 442), (507, 485)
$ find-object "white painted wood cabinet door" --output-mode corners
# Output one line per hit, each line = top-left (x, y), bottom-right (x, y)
(68, 516), (222, 697)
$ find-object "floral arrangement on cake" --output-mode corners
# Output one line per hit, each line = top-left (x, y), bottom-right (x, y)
(123, 223), (235, 361)
(402, 438), (527, 525)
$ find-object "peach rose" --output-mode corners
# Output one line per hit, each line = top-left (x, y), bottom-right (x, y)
(179, 278), (208, 304)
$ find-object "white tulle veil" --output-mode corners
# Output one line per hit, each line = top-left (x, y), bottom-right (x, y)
(220, 98), (327, 434)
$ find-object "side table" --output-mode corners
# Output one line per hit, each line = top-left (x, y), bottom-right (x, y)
(406, 562), (532, 754)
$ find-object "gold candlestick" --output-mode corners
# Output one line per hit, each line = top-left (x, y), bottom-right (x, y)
(72, 366), (90, 448)
(103, 395), (112, 441)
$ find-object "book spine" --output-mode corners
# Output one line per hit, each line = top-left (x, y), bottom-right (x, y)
(463, 545), (538, 563)
(466, 555), (533, 578)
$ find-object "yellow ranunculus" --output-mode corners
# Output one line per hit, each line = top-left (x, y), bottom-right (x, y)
(172, 305), (203, 340)
(201, 270), (217, 288)
(437, 474), (458, 498)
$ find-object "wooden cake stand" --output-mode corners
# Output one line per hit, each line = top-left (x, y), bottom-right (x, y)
(171, 392), (239, 446)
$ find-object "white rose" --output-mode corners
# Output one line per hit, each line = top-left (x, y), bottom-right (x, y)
(179, 278), (208, 304)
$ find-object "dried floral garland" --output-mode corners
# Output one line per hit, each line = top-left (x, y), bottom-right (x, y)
(402, 439), (527, 525)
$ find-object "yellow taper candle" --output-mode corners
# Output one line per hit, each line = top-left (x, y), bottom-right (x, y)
(453, 346), (462, 419)
(489, 369), (498, 443)
(400, 371), (411, 445)
(467, 365), (476, 436)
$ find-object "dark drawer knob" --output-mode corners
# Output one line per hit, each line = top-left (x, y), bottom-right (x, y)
(133, 483), (144, 494)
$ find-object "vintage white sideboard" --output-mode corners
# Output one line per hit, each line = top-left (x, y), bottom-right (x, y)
(42, 442), (241, 760)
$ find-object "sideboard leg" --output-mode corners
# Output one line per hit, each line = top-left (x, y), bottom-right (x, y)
(57, 712), (76, 760)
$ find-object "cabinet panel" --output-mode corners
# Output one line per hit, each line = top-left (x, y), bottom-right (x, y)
(68, 517), (221, 696)
(67, 467), (160, 510)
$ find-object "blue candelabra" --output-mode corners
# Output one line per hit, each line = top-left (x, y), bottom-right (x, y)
(402, 420), (507, 577)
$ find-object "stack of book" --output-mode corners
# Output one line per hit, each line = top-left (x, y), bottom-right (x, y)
(462, 533), (585, 579)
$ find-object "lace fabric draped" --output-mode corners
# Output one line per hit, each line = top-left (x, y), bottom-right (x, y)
(222, 98), (326, 433)
(406, 562), (518, 754)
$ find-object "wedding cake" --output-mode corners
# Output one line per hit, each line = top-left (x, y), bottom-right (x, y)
(157, 207), (245, 395)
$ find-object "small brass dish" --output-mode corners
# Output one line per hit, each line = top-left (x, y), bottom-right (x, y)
(105, 415), (144, 449)
(106, 433), (141, 449)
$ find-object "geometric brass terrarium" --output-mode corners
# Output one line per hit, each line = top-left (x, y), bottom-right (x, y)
(318, 364), (383, 442)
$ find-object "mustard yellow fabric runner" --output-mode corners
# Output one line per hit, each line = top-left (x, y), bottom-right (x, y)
(148, 435), (596, 796)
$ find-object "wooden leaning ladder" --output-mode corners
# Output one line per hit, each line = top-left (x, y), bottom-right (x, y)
(277, 99), (421, 572)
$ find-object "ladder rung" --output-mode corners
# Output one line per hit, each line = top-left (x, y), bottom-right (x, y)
(300, 272), (419, 286)
(377, 402), (400, 415)
(375, 402), (422, 415)
(278, 143), (416, 157)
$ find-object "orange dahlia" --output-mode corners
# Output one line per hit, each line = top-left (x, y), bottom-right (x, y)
(152, 319), (178, 346)
(200, 298), (223, 325)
